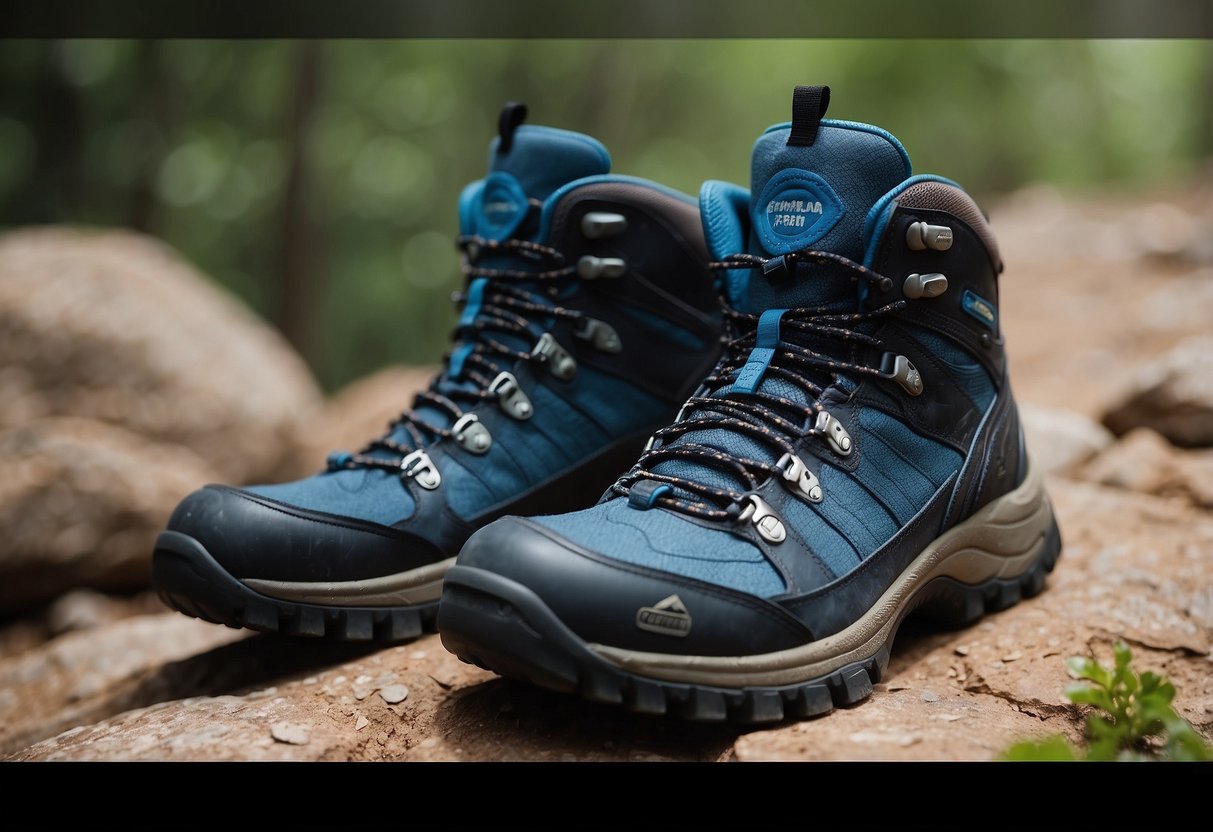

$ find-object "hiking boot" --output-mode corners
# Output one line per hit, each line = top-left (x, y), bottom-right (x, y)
(439, 86), (1062, 721)
(152, 103), (725, 642)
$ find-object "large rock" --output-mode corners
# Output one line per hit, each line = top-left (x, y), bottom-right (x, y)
(0, 418), (219, 610)
(10, 631), (735, 762)
(0, 227), (324, 484)
(1020, 403), (1114, 475)
(1079, 427), (1213, 509)
(1102, 336), (1213, 448)
(0, 612), (244, 755)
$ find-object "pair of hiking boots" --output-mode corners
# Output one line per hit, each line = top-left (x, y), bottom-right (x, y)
(154, 86), (1061, 723)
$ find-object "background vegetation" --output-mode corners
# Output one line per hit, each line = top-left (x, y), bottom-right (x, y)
(2, 39), (1210, 390)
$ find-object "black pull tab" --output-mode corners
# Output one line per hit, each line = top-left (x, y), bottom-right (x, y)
(497, 101), (528, 154)
(787, 85), (830, 147)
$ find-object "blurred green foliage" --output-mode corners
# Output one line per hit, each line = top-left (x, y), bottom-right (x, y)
(2, 40), (1211, 391)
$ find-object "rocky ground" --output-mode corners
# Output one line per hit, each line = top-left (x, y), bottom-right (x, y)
(3, 174), (1213, 762)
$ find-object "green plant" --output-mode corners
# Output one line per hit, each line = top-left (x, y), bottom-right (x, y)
(1002, 640), (1213, 761)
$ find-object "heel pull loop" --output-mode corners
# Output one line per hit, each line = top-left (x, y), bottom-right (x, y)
(497, 101), (528, 154)
(787, 85), (831, 147)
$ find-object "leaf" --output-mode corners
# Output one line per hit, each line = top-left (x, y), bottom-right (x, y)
(1066, 656), (1111, 688)
(1065, 684), (1114, 712)
(1113, 640), (1133, 675)
(1001, 736), (1078, 762)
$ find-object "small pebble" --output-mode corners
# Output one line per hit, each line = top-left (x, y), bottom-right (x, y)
(379, 684), (410, 704)
(270, 721), (310, 745)
(354, 714), (369, 731)
(954, 645), (970, 656)
(1002, 651), (1023, 662)
(921, 690), (941, 703)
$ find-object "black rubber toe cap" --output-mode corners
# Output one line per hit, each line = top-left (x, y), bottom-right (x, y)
(166, 485), (446, 582)
(454, 516), (814, 656)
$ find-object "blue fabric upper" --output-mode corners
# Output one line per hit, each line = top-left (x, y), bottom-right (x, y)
(532, 118), (976, 599)
(249, 125), (674, 528)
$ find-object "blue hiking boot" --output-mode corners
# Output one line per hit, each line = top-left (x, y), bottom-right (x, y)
(153, 103), (725, 642)
(439, 87), (1062, 721)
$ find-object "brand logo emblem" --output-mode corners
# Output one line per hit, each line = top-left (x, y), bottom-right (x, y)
(635, 594), (692, 638)
(962, 288), (997, 330)
(766, 198), (823, 230)
(753, 169), (844, 254)
(477, 171), (529, 241)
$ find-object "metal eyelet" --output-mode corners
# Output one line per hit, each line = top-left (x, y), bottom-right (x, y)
(573, 317), (623, 353)
(577, 256), (627, 280)
(533, 332), (577, 380)
(905, 222), (953, 251)
(775, 452), (823, 503)
(738, 494), (786, 544)
(878, 352), (924, 397)
(814, 410), (853, 457)
(400, 449), (441, 490)
(451, 413), (492, 454)
(580, 212), (628, 239)
(488, 371), (533, 420)
(902, 272), (949, 299)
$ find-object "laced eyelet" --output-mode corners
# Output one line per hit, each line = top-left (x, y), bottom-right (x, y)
(451, 413), (492, 454)
(776, 452), (824, 503)
(533, 333), (577, 380)
(400, 449), (441, 490)
(878, 353), (924, 397)
(815, 410), (853, 457)
(488, 372), (533, 420)
(738, 494), (786, 544)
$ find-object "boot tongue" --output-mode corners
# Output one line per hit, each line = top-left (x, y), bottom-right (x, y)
(743, 121), (910, 312)
(472, 125), (612, 241)
(644, 119), (910, 504)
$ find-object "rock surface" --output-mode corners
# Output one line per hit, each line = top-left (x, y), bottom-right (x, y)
(1079, 427), (1213, 509)
(1101, 337), (1213, 448)
(733, 479), (1213, 761)
(0, 612), (245, 755)
(1020, 403), (1114, 475)
(0, 227), (323, 484)
(0, 418), (220, 610)
(11, 478), (1212, 762)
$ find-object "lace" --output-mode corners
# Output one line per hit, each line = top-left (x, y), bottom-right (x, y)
(330, 227), (582, 473)
(610, 248), (907, 521)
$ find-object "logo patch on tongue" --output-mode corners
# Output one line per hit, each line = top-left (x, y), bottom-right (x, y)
(477, 171), (530, 241)
(754, 168), (844, 255)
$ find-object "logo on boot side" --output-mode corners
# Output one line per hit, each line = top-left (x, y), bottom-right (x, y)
(753, 168), (843, 255)
(636, 594), (692, 637)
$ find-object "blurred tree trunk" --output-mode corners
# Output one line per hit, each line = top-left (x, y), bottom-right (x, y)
(1201, 46), (1213, 159)
(128, 40), (173, 233)
(7, 44), (84, 223)
(274, 42), (324, 365)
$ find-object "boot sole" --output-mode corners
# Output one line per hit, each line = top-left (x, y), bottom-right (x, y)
(438, 465), (1061, 723)
(153, 531), (441, 642)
